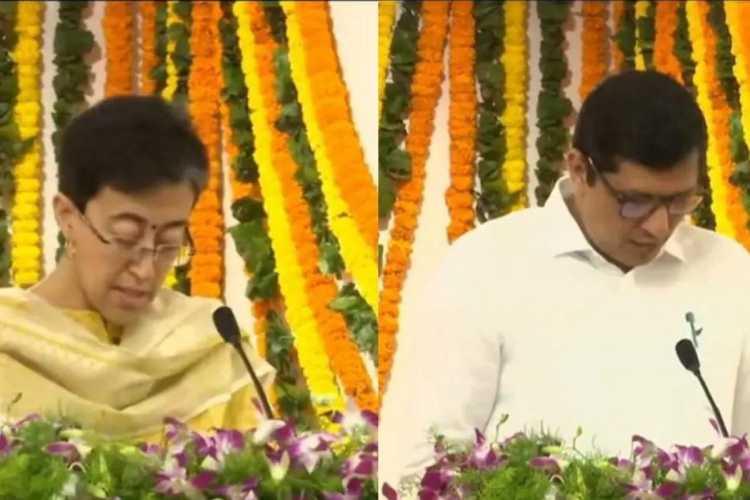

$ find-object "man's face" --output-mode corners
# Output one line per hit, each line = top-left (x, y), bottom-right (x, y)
(569, 149), (701, 269)
(57, 182), (195, 325)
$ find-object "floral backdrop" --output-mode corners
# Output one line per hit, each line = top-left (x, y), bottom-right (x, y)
(0, 0), (378, 425)
(378, 0), (750, 395)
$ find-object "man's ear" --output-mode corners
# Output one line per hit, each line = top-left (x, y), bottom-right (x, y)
(566, 148), (590, 189)
(52, 193), (76, 241)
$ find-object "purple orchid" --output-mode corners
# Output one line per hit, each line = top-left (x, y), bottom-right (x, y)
(266, 448), (291, 482)
(194, 429), (245, 470)
(217, 478), (260, 500)
(155, 451), (216, 498)
(0, 432), (13, 456)
(46, 441), (80, 465)
(287, 432), (337, 473)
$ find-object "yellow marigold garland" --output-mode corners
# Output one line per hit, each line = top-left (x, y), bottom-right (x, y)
(686, 1), (735, 239)
(11, 1), (44, 287)
(445, 0), (475, 243)
(162, 0), (183, 289)
(379, 0), (396, 118)
(726, 1), (750, 178)
(379, 0), (451, 396)
(580, 1), (608, 100)
(280, 1), (378, 312)
(235, 0), (348, 415)
(500, 1), (528, 212)
(634, 0), (649, 71)
(187, 1), (224, 299)
(653, 1), (683, 84)
(162, 1), (179, 102)
(103, 1), (134, 96)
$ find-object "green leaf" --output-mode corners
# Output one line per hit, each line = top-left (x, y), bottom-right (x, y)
(231, 197), (265, 223)
(379, 172), (396, 220)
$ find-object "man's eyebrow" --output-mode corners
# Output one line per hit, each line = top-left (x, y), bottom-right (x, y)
(620, 187), (698, 198)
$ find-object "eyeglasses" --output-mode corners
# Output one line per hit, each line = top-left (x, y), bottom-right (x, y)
(77, 211), (194, 267)
(585, 156), (704, 220)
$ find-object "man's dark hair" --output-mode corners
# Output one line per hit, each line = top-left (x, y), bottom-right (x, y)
(572, 70), (708, 184)
(59, 95), (208, 211)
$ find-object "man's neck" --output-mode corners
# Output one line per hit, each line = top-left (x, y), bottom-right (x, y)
(565, 196), (633, 273)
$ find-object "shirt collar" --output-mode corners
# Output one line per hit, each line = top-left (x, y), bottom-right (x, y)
(542, 176), (687, 263)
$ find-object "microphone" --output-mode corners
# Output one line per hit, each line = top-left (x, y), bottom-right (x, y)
(213, 306), (275, 419)
(675, 339), (728, 437)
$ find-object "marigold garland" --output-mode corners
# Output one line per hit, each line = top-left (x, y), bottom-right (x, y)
(9, 3), (43, 287)
(580, 1), (608, 100)
(161, 1), (179, 103)
(280, 1), (378, 313)
(611, 0), (625, 72)
(379, 0), (396, 119)
(686, 0), (735, 239)
(162, 0), (192, 291)
(653, 1), (683, 84)
(235, 0), (351, 415)
(138, 2), (159, 95)
(379, 0), (451, 396)
(275, 2), (377, 411)
(103, 1), (134, 96)
(500, 1), (528, 214)
(726, 1), (750, 209)
(186, 1), (223, 299)
(445, 0), (476, 243)
(707, 1), (750, 249)
(634, 1), (655, 71)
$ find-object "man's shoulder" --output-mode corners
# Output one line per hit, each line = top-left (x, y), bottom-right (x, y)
(677, 224), (750, 265)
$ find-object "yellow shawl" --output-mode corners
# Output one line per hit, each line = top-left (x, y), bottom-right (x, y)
(0, 287), (275, 440)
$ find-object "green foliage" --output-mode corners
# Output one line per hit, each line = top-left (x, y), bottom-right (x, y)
(329, 283), (378, 360)
(534, 1), (573, 206)
(379, 1), (422, 219)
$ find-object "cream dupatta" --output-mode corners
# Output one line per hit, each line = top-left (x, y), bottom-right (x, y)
(0, 287), (275, 439)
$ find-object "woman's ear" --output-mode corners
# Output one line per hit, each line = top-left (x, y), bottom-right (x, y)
(52, 194), (76, 241)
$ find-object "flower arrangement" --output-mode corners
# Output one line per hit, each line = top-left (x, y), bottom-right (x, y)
(0, 410), (377, 499)
(385, 425), (750, 499)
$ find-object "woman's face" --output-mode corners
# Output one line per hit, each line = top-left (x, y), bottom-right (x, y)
(56, 181), (195, 325)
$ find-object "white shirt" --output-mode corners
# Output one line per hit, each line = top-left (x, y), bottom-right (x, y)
(380, 178), (750, 493)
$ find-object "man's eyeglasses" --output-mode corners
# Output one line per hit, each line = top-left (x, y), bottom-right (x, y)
(77, 211), (194, 267)
(585, 156), (704, 220)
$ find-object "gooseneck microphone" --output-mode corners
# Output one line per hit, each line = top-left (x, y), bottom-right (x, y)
(675, 339), (728, 437)
(213, 306), (274, 419)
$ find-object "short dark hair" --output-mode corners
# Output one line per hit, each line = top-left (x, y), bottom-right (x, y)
(572, 70), (707, 182)
(59, 95), (208, 211)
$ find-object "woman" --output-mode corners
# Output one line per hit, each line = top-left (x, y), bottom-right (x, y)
(0, 96), (274, 442)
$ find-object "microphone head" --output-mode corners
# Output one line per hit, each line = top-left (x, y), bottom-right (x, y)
(676, 338), (700, 374)
(213, 306), (241, 344)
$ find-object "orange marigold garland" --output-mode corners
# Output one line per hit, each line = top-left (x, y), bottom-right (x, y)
(611, 0), (625, 72)
(653, 1), (682, 84)
(187, 1), (224, 298)
(445, 0), (476, 243)
(379, 0), (451, 396)
(103, 1), (135, 96)
(236, 1), (375, 413)
(580, 1), (609, 100)
(280, 1), (378, 311)
(139, 1), (159, 95)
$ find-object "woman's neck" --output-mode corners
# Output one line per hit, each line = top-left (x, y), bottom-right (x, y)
(30, 258), (91, 311)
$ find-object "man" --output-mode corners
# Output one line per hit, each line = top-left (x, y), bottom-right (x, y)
(0, 96), (274, 441)
(380, 70), (750, 491)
